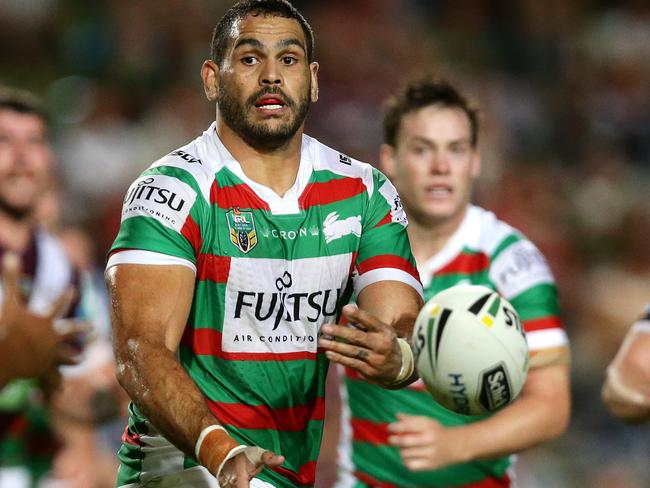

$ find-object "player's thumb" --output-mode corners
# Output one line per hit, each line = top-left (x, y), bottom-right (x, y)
(256, 449), (284, 468)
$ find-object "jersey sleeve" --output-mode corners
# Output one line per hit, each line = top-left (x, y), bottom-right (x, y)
(489, 236), (569, 368)
(352, 168), (422, 297)
(108, 166), (206, 268)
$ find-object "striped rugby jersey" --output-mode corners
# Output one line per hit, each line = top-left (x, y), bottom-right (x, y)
(337, 205), (570, 488)
(107, 123), (422, 488)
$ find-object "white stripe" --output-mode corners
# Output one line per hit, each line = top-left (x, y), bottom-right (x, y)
(106, 250), (196, 273)
(526, 328), (569, 351)
(334, 365), (357, 488)
(353, 268), (423, 299)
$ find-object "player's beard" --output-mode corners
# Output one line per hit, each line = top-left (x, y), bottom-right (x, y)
(218, 83), (310, 152)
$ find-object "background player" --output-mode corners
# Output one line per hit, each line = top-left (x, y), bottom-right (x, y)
(336, 78), (570, 488)
(105, 1), (422, 487)
(602, 303), (650, 422)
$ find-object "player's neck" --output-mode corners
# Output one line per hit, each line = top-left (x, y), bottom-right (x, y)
(217, 119), (303, 197)
(0, 211), (33, 253)
(407, 207), (468, 265)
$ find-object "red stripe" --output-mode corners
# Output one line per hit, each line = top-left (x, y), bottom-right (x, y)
(355, 470), (399, 488)
(196, 254), (231, 283)
(121, 426), (143, 447)
(211, 181), (270, 210)
(374, 210), (392, 228)
(437, 252), (489, 275)
(344, 366), (363, 380)
(355, 470), (510, 488)
(523, 316), (563, 332)
(351, 418), (389, 445)
(356, 254), (420, 281)
(299, 177), (366, 208)
(180, 328), (319, 361)
(272, 461), (317, 486)
(206, 398), (324, 432)
(180, 215), (202, 255)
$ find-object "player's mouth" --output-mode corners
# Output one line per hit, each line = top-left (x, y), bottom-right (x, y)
(425, 184), (452, 198)
(254, 96), (287, 113)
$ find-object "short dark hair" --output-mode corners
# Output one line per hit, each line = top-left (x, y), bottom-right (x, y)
(383, 77), (479, 148)
(211, 0), (315, 66)
(0, 86), (49, 125)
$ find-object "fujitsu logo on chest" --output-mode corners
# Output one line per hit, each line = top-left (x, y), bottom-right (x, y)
(124, 177), (185, 211)
(233, 271), (342, 330)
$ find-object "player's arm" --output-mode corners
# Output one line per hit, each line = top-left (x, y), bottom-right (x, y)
(601, 315), (650, 423)
(388, 357), (570, 470)
(319, 281), (423, 387)
(106, 263), (283, 485)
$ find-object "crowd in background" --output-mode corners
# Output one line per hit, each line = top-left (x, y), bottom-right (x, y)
(1, 0), (649, 486)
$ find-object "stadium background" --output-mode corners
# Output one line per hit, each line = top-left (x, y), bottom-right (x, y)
(1, 0), (649, 486)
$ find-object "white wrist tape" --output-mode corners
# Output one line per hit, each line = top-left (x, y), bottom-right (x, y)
(387, 338), (414, 386)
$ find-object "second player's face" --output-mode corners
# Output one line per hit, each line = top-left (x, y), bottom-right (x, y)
(215, 14), (318, 150)
(0, 109), (52, 219)
(384, 105), (480, 227)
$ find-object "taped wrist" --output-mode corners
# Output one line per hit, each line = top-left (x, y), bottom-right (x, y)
(385, 338), (414, 386)
(195, 425), (242, 477)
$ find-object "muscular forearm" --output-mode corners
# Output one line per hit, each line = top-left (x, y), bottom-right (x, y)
(116, 338), (218, 458)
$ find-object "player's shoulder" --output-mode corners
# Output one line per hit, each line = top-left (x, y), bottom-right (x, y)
(469, 206), (529, 257)
(140, 124), (224, 203)
(304, 134), (379, 196)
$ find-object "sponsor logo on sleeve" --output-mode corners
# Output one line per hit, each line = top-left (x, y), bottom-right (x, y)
(226, 208), (258, 253)
(322, 211), (362, 243)
(170, 150), (202, 164)
(121, 175), (196, 233)
(490, 240), (554, 298)
(378, 181), (408, 227)
(338, 153), (352, 165)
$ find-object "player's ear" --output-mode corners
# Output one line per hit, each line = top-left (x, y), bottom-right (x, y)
(309, 62), (319, 103)
(379, 143), (397, 179)
(201, 60), (220, 102)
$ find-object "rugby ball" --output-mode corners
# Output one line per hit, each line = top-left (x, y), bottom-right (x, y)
(412, 285), (529, 416)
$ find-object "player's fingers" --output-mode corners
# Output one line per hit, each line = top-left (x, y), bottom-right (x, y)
(403, 454), (436, 471)
(234, 454), (249, 488)
(387, 433), (427, 448)
(324, 350), (372, 377)
(48, 287), (76, 319)
(56, 343), (82, 366)
(318, 335), (372, 362)
(1, 252), (23, 303)
(341, 304), (387, 332)
(320, 324), (368, 347)
(261, 450), (285, 468)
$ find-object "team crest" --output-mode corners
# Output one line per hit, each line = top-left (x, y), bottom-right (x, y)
(226, 208), (258, 253)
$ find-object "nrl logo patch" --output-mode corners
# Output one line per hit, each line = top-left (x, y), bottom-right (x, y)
(226, 208), (258, 253)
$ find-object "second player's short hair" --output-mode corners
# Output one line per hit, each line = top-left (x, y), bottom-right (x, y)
(383, 78), (479, 148)
(211, 0), (315, 66)
(0, 86), (49, 124)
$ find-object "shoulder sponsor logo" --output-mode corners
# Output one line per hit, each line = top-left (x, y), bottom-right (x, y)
(378, 181), (408, 227)
(490, 240), (554, 298)
(170, 150), (202, 164)
(338, 153), (352, 165)
(122, 175), (196, 233)
(323, 211), (361, 243)
(226, 207), (258, 253)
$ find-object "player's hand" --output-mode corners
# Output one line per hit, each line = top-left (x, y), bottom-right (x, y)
(387, 413), (468, 471)
(602, 364), (650, 423)
(318, 304), (402, 385)
(218, 446), (284, 488)
(0, 253), (85, 382)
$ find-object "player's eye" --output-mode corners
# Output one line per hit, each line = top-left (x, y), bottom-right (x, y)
(242, 56), (259, 66)
(281, 56), (297, 65)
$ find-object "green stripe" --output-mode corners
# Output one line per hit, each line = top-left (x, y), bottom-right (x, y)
(509, 283), (560, 321)
(488, 295), (501, 317)
(489, 233), (521, 261)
